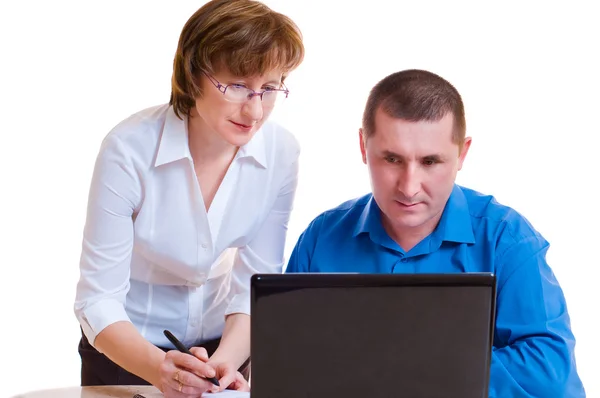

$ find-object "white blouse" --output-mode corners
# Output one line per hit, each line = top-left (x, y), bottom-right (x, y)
(74, 104), (299, 351)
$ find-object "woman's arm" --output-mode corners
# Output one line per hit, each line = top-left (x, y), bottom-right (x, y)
(209, 156), (300, 384)
(76, 133), (217, 394)
(75, 134), (167, 382)
(209, 313), (250, 368)
(74, 134), (140, 344)
(96, 321), (218, 393)
(95, 322), (167, 387)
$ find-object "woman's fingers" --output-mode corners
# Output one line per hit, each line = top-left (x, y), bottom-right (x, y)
(168, 350), (216, 379)
(165, 367), (215, 394)
(215, 368), (237, 392)
(231, 371), (251, 392)
(160, 350), (217, 396)
(189, 346), (209, 362)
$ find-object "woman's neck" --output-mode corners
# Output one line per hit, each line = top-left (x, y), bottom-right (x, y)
(187, 111), (237, 165)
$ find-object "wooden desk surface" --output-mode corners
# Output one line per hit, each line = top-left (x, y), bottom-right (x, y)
(11, 385), (162, 398)
(11, 386), (248, 398)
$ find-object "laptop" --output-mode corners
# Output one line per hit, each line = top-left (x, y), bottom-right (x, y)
(250, 273), (496, 398)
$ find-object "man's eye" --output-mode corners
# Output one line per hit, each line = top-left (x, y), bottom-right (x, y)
(423, 159), (437, 166)
(385, 156), (398, 163)
(230, 84), (247, 89)
(263, 86), (277, 91)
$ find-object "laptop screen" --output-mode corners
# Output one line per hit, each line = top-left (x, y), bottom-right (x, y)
(251, 273), (495, 398)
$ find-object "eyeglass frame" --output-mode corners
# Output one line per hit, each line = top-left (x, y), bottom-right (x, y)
(202, 71), (290, 103)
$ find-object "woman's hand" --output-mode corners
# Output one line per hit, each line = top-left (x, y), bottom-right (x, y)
(159, 347), (220, 397)
(208, 360), (250, 392)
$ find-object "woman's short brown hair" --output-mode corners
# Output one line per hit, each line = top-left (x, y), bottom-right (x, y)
(170, 0), (305, 118)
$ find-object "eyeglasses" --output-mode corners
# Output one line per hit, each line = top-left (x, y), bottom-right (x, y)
(203, 72), (289, 106)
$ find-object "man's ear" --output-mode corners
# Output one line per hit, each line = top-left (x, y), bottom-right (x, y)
(458, 136), (472, 171)
(359, 128), (367, 164)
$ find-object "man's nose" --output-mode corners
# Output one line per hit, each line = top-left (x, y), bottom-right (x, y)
(398, 165), (421, 199)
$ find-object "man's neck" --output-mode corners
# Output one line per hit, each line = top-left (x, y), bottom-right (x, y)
(382, 212), (443, 253)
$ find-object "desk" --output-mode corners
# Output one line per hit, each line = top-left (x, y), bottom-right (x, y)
(11, 386), (248, 398)
(11, 385), (161, 398)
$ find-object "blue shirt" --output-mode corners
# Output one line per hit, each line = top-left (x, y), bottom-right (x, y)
(287, 185), (585, 397)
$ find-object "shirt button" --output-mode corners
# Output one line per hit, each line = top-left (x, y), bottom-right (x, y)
(201, 242), (208, 249)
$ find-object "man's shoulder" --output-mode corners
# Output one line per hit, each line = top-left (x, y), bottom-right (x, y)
(320, 193), (371, 221)
(329, 193), (372, 212)
(458, 185), (544, 242)
(303, 193), (372, 237)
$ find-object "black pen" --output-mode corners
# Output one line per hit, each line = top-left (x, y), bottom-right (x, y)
(163, 329), (221, 387)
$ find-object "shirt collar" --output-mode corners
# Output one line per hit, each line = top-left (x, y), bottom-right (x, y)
(353, 195), (378, 237)
(353, 195), (400, 251)
(154, 106), (268, 168)
(154, 107), (192, 167)
(434, 184), (476, 244)
(352, 184), (475, 246)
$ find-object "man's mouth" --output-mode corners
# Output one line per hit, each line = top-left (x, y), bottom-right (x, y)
(396, 201), (420, 208)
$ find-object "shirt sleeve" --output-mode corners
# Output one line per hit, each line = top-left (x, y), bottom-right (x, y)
(225, 159), (299, 316)
(73, 134), (141, 349)
(488, 236), (585, 397)
(285, 214), (323, 273)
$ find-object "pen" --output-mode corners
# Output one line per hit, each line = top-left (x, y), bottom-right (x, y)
(163, 329), (221, 387)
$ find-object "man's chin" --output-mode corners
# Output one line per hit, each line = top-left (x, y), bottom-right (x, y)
(388, 208), (431, 227)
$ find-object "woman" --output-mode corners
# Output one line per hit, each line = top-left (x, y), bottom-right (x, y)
(74, 0), (304, 395)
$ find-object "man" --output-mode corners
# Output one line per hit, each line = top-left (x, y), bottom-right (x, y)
(286, 69), (585, 397)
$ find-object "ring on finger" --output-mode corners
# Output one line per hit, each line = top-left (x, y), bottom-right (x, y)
(178, 381), (183, 392)
(174, 369), (181, 382)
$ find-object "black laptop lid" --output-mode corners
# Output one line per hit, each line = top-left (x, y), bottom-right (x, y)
(251, 273), (496, 398)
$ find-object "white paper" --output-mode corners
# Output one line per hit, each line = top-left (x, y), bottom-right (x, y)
(202, 390), (250, 397)
(124, 387), (249, 398)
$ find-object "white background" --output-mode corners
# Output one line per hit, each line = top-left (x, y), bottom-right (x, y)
(1, 1), (598, 396)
